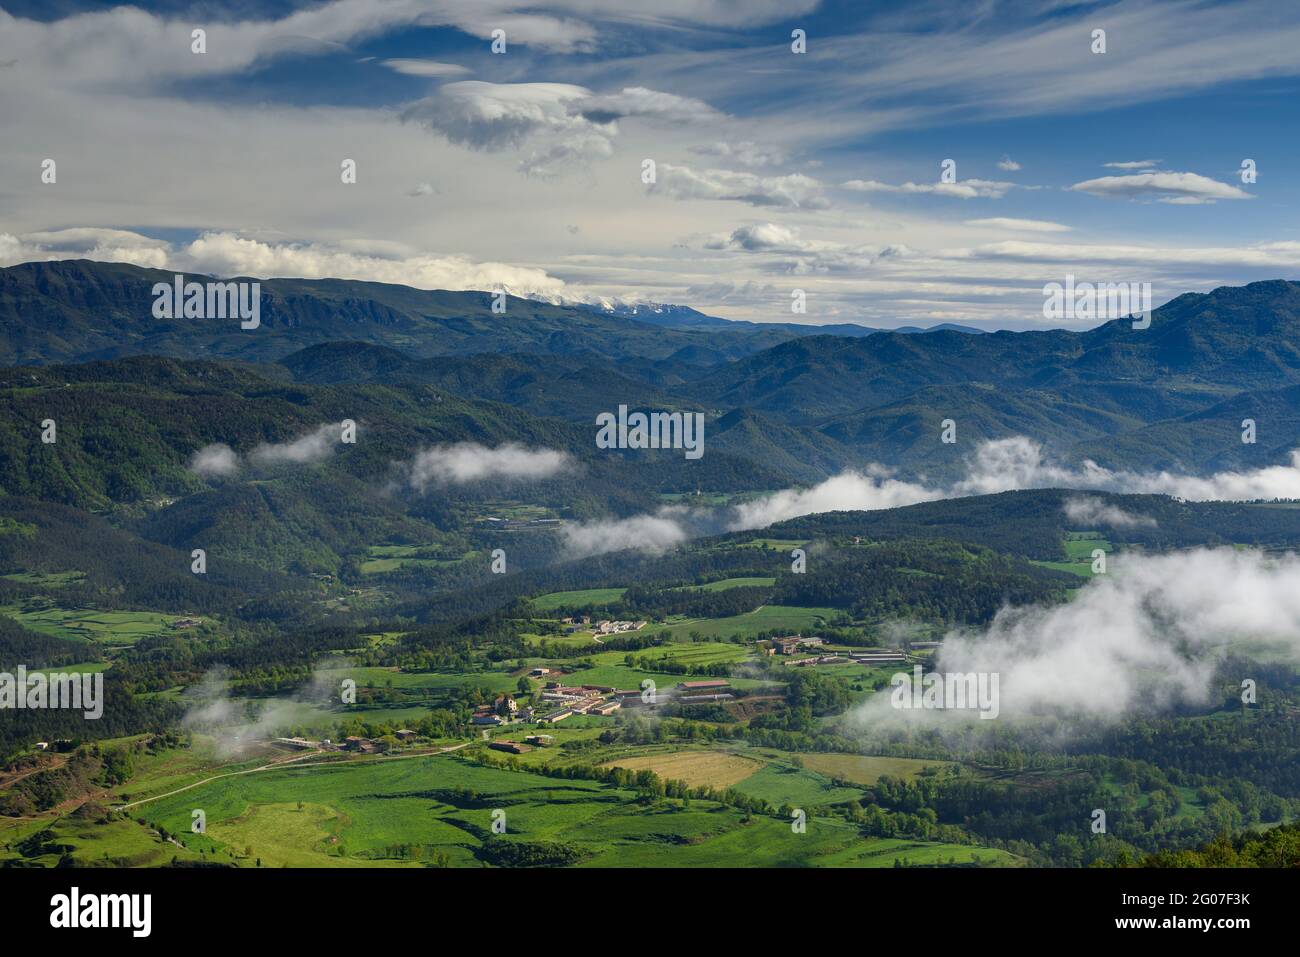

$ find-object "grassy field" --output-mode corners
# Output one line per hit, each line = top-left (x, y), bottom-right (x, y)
(0, 604), (185, 647)
(1031, 531), (1113, 578)
(670, 577), (777, 592)
(651, 605), (843, 641)
(125, 752), (1018, 868)
(794, 753), (955, 785)
(530, 588), (627, 611)
(557, 662), (773, 692)
(737, 538), (807, 551)
(359, 544), (473, 576)
(581, 641), (752, 669)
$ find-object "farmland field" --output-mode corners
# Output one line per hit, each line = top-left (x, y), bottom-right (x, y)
(794, 753), (956, 785)
(671, 577), (777, 592)
(531, 588), (628, 611)
(123, 752), (1019, 869)
(601, 749), (763, 788)
(0, 604), (186, 646)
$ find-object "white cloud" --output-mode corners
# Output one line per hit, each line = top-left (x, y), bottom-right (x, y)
(728, 468), (940, 530)
(1063, 495), (1158, 529)
(843, 178), (1015, 199)
(403, 82), (720, 176)
(189, 444), (240, 478)
(404, 442), (571, 489)
(403, 81), (599, 152)
(561, 508), (694, 558)
(688, 141), (788, 168)
(996, 157), (1021, 171)
(943, 239), (1300, 270)
(1102, 160), (1161, 170)
(571, 86), (721, 125)
(182, 232), (568, 299)
(249, 423), (347, 467)
(380, 58), (472, 78)
(951, 437), (1300, 502)
(557, 438), (1300, 559)
(963, 217), (1070, 233)
(1069, 171), (1253, 205)
(0, 228), (570, 299)
(856, 548), (1300, 724)
(0, 227), (171, 268)
(653, 165), (830, 209)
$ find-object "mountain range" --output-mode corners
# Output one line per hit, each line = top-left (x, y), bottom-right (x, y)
(4, 261), (1300, 486)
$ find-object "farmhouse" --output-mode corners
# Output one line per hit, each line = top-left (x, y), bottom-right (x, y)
(524, 734), (554, 746)
(488, 740), (529, 755)
(770, 635), (826, 655)
(395, 729), (418, 741)
(591, 619), (648, 636)
(539, 708), (574, 724)
(678, 680), (731, 693)
(472, 714), (504, 726)
(588, 700), (621, 716)
(529, 667), (551, 677)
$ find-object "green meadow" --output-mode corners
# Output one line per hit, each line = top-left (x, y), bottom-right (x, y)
(0, 604), (184, 647)
(530, 588), (628, 611)
(130, 753), (1018, 868)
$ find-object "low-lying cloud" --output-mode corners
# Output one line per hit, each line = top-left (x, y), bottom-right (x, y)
(561, 507), (702, 558)
(187, 423), (350, 477)
(404, 442), (570, 490)
(1063, 495), (1158, 529)
(249, 423), (344, 466)
(853, 547), (1300, 725)
(562, 436), (1300, 557)
(189, 443), (240, 478)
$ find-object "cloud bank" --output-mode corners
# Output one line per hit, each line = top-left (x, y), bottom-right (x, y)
(853, 547), (1300, 725)
(563, 437), (1300, 556)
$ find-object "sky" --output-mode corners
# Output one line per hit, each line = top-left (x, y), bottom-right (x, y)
(2, 0), (1300, 330)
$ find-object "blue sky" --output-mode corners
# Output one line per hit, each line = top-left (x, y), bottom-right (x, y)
(3, 0), (1299, 328)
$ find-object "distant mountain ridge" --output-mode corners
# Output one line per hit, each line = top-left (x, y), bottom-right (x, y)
(0, 260), (970, 368)
(584, 299), (985, 336)
(5, 261), (1300, 480)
